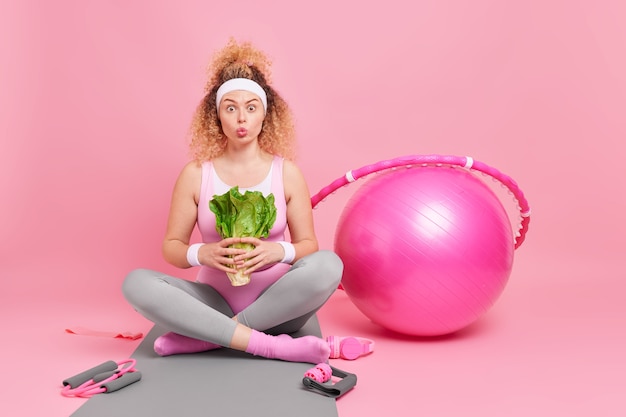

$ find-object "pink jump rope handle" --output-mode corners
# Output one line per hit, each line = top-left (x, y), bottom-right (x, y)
(310, 154), (531, 249)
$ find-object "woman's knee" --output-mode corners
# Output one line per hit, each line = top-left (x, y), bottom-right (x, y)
(121, 268), (158, 306)
(299, 250), (344, 292)
(316, 250), (344, 282)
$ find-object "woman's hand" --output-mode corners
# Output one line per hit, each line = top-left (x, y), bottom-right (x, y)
(231, 237), (285, 275)
(197, 238), (248, 273)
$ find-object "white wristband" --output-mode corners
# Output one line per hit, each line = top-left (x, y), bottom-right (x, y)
(186, 243), (204, 267)
(277, 241), (296, 264)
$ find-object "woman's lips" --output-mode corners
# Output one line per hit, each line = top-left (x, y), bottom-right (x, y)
(236, 128), (248, 137)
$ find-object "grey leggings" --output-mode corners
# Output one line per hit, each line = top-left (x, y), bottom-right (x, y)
(122, 250), (343, 347)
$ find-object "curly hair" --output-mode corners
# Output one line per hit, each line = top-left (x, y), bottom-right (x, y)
(188, 38), (297, 161)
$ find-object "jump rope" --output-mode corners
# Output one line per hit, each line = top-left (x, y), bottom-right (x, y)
(62, 155), (529, 399)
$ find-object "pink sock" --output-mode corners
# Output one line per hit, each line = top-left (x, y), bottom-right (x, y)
(154, 332), (221, 357)
(245, 330), (330, 364)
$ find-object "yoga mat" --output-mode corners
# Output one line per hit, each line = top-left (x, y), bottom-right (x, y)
(71, 316), (338, 417)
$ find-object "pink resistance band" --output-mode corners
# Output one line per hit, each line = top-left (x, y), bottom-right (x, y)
(65, 326), (144, 340)
(61, 359), (141, 398)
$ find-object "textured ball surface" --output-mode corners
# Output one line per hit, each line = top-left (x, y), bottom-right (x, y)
(334, 166), (514, 336)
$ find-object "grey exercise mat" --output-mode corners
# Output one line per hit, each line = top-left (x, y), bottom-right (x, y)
(71, 316), (338, 417)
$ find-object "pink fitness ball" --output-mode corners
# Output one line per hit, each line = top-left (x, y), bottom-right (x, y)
(334, 166), (515, 336)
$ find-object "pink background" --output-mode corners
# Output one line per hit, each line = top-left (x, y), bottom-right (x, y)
(1, 1), (625, 416)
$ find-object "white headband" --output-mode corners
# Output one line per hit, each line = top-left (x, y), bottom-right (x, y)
(215, 78), (267, 114)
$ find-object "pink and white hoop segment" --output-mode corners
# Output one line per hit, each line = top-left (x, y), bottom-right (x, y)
(310, 154), (530, 249)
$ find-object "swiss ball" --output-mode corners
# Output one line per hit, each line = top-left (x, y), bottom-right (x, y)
(334, 165), (515, 336)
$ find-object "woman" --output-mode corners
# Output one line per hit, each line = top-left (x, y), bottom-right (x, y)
(122, 38), (343, 364)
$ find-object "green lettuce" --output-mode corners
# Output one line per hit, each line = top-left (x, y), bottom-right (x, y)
(209, 186), (277, 286)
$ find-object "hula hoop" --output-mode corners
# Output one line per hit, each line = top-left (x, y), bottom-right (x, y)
(310, 154), (530, 249)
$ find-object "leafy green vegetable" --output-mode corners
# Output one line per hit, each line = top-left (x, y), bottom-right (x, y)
(209, 186), (277, 286)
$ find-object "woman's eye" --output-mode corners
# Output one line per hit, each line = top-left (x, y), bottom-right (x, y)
(247, 105), (256, 111)
(226, 106), (235, 112)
